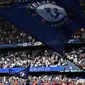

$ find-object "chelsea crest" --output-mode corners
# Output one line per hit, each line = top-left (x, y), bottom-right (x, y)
(26, 0), (69, 27)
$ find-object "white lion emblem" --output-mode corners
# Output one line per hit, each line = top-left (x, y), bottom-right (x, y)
(36, 4), (67, 22)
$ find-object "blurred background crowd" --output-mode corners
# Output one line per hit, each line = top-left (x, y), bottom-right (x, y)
(66, 47), (85, 66)
(0, 49), (67, 68)
(72, 28), (85, 42)
(0, 75), (85, 85)
(68, 28), (85, 43)
(0, 18), (42, 46)
(28, 75), (85, 85)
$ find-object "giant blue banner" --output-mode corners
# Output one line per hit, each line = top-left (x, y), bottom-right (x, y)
(0, 0), (84, 52)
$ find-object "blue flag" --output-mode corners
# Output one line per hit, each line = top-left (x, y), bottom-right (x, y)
(9, 66), (30, 79)
(0, 0), (85, 52)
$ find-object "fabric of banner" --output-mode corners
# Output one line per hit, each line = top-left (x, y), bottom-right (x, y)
(0, 0), (84, 52)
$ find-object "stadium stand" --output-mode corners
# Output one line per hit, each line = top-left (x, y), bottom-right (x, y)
(0, 4), (85, 83)
(66, 47), (85, 65)
(64, 46), (85, 70)
(0, 75), (84, 85)
(28, 75), (85, 85)
(0, 47), (81, 72)
(0, 17), (84, 71)
(0, 18), (42, 45)
(68, 28), (85, 43)
(0, 49), (67, 68)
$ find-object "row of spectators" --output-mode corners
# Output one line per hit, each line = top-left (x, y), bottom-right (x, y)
(0, 76), (26, 85)
(0, 18), (42, 45)
(28, 75), (85, 85)
(66, 47), (85, 66)
(0, 75), (85, 85)
(0, 49), (67, 68)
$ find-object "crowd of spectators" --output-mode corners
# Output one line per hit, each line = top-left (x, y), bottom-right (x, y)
(0, 18), (42, 45)
(0, 17), (85, 45)
(0, 76), (26, 85)
(0, 3), (85, 85)
(66, 47), (85, 66)
(28, 75), (85, 85)
(69, 28), (85, 43)
(0, 17), (84, 70)
(0, 49), (68, 68)
(0, 75), (85, 85)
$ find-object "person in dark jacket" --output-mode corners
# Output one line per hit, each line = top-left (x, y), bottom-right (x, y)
(26, 79), (30, 85)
